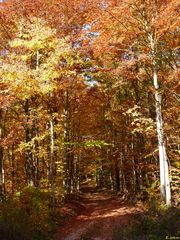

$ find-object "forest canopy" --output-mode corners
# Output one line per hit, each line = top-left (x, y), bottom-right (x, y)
(0, 1), (179, 238)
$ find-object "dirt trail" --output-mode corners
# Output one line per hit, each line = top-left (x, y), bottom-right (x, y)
(54, 188), (144, 240)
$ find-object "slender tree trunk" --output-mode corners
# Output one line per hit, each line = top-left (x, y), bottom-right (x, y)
(145, 7), (171, 205)
(50, 118), (56, 210)
(11, 144), (15, 194)
(0, 139), (4, 197)
(153, 66), (171, 206)
(63, 90), (68, 192)
(36, 50), (39, 71)
(34, 127), (39, 187)
(0, 109), (5, 197)
(63, 89), (72, 193)
(24, 100), (34, 186)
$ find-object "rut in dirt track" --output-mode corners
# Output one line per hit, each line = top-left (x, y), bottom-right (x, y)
(54, 188), (144, 240)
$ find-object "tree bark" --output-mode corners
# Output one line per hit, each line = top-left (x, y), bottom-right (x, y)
(0, 109), (5, 197)
(148, 17), (171, 205)
(50, 118), (56, 210)
(24, 100), (35, 186)
(153, 66), (171, 206)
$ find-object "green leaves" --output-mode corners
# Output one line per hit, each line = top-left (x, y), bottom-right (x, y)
(63, 140), (111, 149)
(82, 140), (111, 149)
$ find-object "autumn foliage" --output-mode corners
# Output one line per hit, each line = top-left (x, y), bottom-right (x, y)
(0, 0), (179, 239)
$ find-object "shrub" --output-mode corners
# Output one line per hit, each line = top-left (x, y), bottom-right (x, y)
(0, 186), (56, 240)
(113, 207), (180, 240)
(0, 199), (32, 240)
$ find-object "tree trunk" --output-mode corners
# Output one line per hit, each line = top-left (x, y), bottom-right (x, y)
(153, 67), (171, 206)
(148, 25), (171, 206)
(63, 89), (73, 193)
(24, 100), (34, 186)
(11, 144), (15, 194)
(0, 141), (4, 198)
(34, 127), (40, 187)
(0, 109), (5, 197)
(50, 118), (56, 210)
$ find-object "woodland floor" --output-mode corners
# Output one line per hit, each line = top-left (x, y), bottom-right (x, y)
(54, 187), (145, 240)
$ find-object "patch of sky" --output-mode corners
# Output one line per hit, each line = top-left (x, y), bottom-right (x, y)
(82, 24), (91, 31)
(71, 25), (99, 49)
(84, 74), (98, 87)
(86, 32), (99, 38)
(82, 24), (100, 39)
(84, 75), (97, 87)
(122, 53), (131, 60)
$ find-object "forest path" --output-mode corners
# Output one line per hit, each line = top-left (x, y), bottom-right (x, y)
(54, 188), (144, 240)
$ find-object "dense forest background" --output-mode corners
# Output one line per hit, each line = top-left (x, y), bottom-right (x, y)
(0, 0), (179, 239)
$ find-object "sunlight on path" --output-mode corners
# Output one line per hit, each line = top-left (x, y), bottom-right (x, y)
(54, 190), (144, 240)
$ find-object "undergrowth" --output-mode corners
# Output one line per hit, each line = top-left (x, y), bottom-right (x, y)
(113, 206), (180, 240)
(0, 186), (61, 240)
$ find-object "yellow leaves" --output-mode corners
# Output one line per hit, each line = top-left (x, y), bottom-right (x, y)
(126, 105), (155, 135)
(0, 59), (37, 100)
(11, 17), (57, 51)
(11, 17), (74, 67)
(1, 16), (80, 98)
(17, 132), (48, 155)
